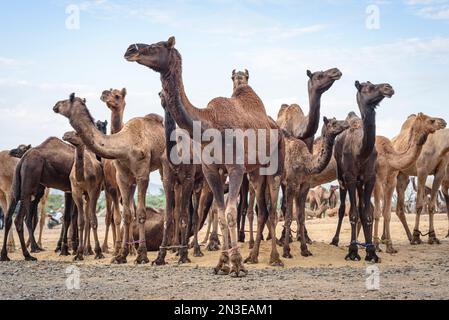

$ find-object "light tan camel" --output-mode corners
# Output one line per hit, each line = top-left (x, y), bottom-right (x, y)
(0, 145), (31, 251)
(62, 131), (105, 260)
(99, 88), (127, 254)
(54, 93), (165, 264)
(394, 120), (449, 245)
(125, 37), (282, 275)
(439, 165), (449, 238)
(373, 113), (446, 253)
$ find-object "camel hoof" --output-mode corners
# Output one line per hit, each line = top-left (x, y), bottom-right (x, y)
(230, 253), (248, 278)
(214, 253), (230, 275)
(30, 246), (44, 253)
(59, 244), (70, 256)
(386, 247), (397, 254)
(345, 245), (361, 261)
(269, 255), (284, 267)
(0, 252), (10, 262)
(24, 255), (37, 261)
(365, 250), (381, 263)
(95, 253), (105, 260)
(83, 246), (94, 256)
(206, 239), (220, 252)
(244, 253), (258, 264)
(73, 254), (84, 261)
(248, 240), (255, 250)
(282, 246), (293, 259)
(428, 237), (441, 245)
(111, 255), (127, 264)
(54, 246), (61, 253)
(410, 237), (422, 245)
(330, 238), (339, 247)
(193, 246), (204, 257)
(151, 258), (167, 266)
(178, 256), (191, 264)
(301, 249), (313, 257)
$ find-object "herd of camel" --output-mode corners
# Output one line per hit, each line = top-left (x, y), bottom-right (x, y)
(1, 36), (449, 277)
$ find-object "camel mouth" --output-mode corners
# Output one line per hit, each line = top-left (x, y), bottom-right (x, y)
(330, 70), (342, 81)
(53, 105), (60, 113)
(384, 90), (394, 98)
(124, 45), (140, 62)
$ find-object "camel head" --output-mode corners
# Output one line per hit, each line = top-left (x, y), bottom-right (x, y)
(101, 88), (127, 111)
(307, 68), (342, 94)
(62, 131), (83, 147)
(9, 144), (31, 158)
(53, 93), (92, 121)
(410, 113), (446, 145)
(355, 81), (394, 109)
(232, 69), (249, 90)
(96, 120), (108, 134)
(124, 36), (176, 73)
(322, 116), (350, 138)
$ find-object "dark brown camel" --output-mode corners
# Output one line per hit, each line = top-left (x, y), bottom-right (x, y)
(1, 138), (76, 261)
(125, 37), (282, 275)
(332, 81), (394, 262)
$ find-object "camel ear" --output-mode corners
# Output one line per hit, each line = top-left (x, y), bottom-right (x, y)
(70, 93), (75, 103)
(104, 120), (108, 126)
(245, 69), (249, 78)
(166, 36), (176, 49)
(121, 88), (127, 97)
(355, 81), (362, 92)
(82, 98), (87, 104)
(323, 116), (329, 125)
(307, 70), (313, 79)
(232, 69), (236, 78)
(27, 144), (31, 149)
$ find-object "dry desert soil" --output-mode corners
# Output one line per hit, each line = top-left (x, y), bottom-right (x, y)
(1, 213), (449, 300)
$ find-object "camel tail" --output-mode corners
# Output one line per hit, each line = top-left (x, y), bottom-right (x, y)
(6, 159), (23, 218)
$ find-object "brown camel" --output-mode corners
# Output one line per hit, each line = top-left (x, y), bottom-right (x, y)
(332, 80), (394, 262)
(54, 93), (165, 264)
(125, 37), (282, 275)
(310, 185), (339, 210)
(439, 166), (449, 237)
(373, 113), (446, 253)
(62, 131), (105, 260)
(131, 207), (164, 251)
(0, 144), (32, 252)
(277, 68), (342, 244)
(279, 117), (349, 259)
(99, 88), (127, 255)
(394, 121), (449, 245)
(1, 137), (76, 261)
(152, 89), (205, 265)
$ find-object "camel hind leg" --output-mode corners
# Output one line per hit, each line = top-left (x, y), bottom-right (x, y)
(395, 173), (412, 241)
(441, 180), (449, 238)
(89, 188), (104, 259)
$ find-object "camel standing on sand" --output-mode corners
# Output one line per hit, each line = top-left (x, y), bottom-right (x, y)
(125, 37), (282, 275)
(439, 166), (449, 238)
(99, 88), (127, 255)
(373, 113), (446, 253)
(0, 144), (32, 251)
(279, 117), (349, 259)
(394, 124), (449, 245)
(276, 68), (342, 244)
(54, 93), (165, 264)
(62, 131), (105, 260)
(1, 138), (76, 261)
(332, 81), (394, 262)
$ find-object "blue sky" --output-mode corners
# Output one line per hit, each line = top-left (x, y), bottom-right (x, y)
(1, 1), (449, 183)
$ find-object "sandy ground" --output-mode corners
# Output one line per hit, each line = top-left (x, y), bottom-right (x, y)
(1, 212), (449, 300)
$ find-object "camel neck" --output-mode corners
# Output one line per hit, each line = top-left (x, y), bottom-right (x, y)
(110, 106), (124, 134)
(297, 90), (322, 151)
(309, 130), (335, 174)
(359, 104), (376, 159)
(74, 145), (85, 182)
(161, 52), (205, 136)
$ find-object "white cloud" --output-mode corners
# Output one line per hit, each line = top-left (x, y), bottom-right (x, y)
(0, 57), (32, 67)
(405, 0), (449, 20)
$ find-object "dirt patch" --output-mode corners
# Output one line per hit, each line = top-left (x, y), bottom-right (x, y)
(1, 213), (448, 299)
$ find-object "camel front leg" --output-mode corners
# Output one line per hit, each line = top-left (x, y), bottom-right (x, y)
(37, 190), (48, 250)
(383, 175), (398, 254)
(203, 165), (229, 275)
(15, 198), (37, 261)
(83, 201), (93, 256)
(330, 186), (347, 246)
(427, 166), (445, 244)
(191, 187), (204, 257)
(89, 188), (104, 259)
(296, 183), (312, 257)
(441, 180), (449, 238)
(345, 181), (361, 261)
(247, 184), (256, 249)
(395, 172), (412, 241)
(237, 174), (249, 242)
(72, 191), (85, 261)
(245, 172), (268, 263)
(135, 176), (150, 264)
(225, 165), (246, 277)
(102, 191), (113, 253)
(359, 177), (380, 263)
(178, 175), (194, 264)
(266, 175), (282, 266)
(411, 174), (427, 245)
(373, 181), (383, 252)
(113, 173), (133, 264)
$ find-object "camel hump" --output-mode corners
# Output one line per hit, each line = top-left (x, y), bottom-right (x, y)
(144, 113), (164, 124)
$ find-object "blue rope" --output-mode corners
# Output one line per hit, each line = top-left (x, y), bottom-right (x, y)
(350, 241), (374, 248)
